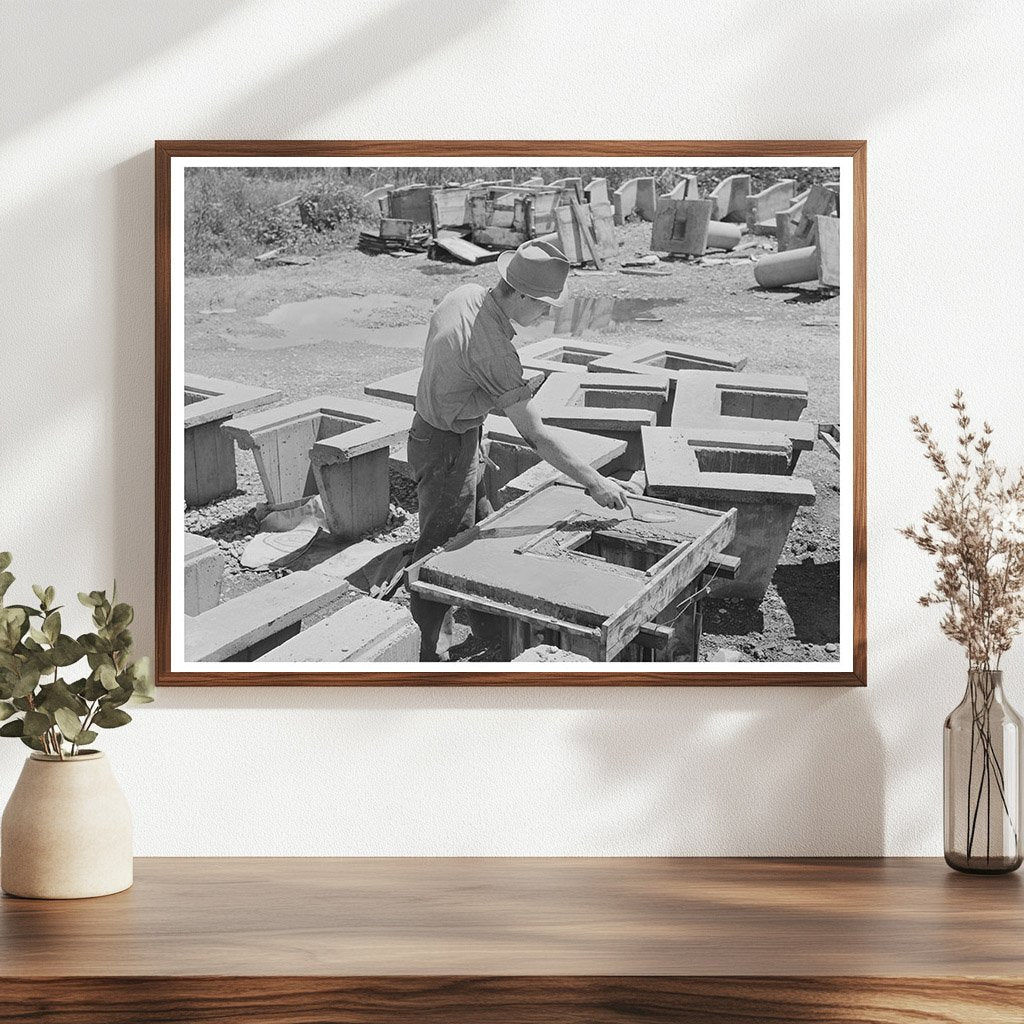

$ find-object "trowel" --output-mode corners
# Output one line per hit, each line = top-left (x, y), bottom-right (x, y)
(623, 497), (674, 524)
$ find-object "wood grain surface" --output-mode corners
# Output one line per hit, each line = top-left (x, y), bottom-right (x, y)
(155, 140), (867, 687)
(3, 857), (1020, 1022)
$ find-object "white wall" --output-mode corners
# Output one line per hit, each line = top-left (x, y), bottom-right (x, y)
(2, 0), (1022, 855)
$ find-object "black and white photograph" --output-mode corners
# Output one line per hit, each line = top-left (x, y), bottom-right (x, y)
(162, 148), (860, 681)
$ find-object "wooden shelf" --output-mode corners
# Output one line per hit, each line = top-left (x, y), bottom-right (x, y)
(2, 857), (1022, 1022)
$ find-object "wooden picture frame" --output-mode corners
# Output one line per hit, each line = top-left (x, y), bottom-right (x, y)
(156, 140), (866, 686)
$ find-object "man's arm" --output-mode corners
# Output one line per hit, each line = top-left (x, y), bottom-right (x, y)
(503, 395), (641, 510)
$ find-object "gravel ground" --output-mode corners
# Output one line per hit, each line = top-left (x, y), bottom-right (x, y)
(185, 221), (842, 663)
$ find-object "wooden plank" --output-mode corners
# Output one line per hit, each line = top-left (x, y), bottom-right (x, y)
(570, 198), (603, 269)
(432, 235), (500, 265)
(603, 506), (736, 659)
(588, 202), (617, 259)
(379, 218), (413, 240)
(554, 205), (584, 264)
(184, 572), (350, 662)
(815, 214), (840, 288)
(792, 184), (839, 248)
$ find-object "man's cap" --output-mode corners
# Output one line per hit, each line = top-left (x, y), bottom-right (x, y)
(497, 239), (570, 307)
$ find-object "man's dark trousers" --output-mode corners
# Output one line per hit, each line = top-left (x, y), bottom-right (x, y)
(407, 412), (494, 660)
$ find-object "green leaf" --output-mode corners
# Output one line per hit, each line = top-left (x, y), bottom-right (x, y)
(28, 627), (49, 646)
(0, 700), (15, 721)
(42, 611), (61, 644)
(110, 603), (134, 629)
(32, 584), (48, 608)
(78, 592), (99, 608)
(36, 678), (88, 717)
(20, 734), (45, 752)
(93, 705), (131, 729)
(0, 651), (19, 674)
(22, 710), (51, 738)
(82, 636), (112, 657)
(44, 586), (55, 608)
(11, 666), (41, 699)
(0, 571), (14, 602)
(54, 707), (85, 741)
(128, 657), (154, 700)
(50, 635), (85, 668)
(98, 663), (118, 690)
(0, 718), (24, 737)
(12, 697), (33, 712)
(0, 552), (11, 573)
(74, 730), (98, 746)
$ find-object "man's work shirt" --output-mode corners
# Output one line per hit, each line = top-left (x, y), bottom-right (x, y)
(415, 284), (534, 433)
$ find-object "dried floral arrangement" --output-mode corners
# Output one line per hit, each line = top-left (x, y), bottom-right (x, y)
(902, 390), (1024, 670)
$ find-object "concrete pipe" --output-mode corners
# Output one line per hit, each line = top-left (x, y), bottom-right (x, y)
(706, 220), (742, 252)
(754, 245), (817, 288)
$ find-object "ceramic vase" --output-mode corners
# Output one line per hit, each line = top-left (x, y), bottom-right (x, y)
(1, 751), (133, 898)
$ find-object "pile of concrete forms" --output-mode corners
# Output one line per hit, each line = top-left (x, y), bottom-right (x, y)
(391, 329), (822, 662)
(182, 377), (421, 665)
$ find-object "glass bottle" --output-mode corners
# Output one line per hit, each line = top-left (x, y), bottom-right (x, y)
(944, 669), (1022, 873)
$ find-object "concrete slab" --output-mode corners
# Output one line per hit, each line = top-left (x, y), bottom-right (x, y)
(516, 338), (618, 378)
(533, 372), (670, 468)
(589, 339), (748, 380)
(708, 174), (751, 222)
(670, 371), (815, 466)
(183, 533), (223, 616)
(255, 597), (419, 663)
(745, 179), (797, 235)
(224, 397), (412, 518)
(185, 571), (349, 662)
(408, 480), (735, 660)
(364, 368), (422, 406)
(650, 198), (714, 256)
(307, 399), (414, 541)
(184, 374), (281, 507)
(643, 426), (816, 599)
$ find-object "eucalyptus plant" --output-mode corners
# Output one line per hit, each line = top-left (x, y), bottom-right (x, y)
(0, 552), (153, 759)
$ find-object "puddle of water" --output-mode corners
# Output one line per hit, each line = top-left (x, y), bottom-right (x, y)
(514, 296), (687, 346)
(241, 294), (433, 351)
(234, 293), (687, 353)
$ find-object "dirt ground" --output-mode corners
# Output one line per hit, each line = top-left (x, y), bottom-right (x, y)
(184, 222), (841, 663)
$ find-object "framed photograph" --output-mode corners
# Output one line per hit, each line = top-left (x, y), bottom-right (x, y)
(156, 141), (865, 686)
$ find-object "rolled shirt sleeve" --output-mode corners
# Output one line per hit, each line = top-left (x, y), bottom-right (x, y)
(466, 352), (533, 411)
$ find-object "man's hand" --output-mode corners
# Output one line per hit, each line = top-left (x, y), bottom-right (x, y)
(587, 475), (643, 511)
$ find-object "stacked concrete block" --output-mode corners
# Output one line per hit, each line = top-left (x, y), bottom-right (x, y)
(589, 339), (748, 378)
(670, 371), (816, 469)
(643, 427), (816, 600)
(516, 338), (618, 378)
(183, 533), (223, 616)
(533, 372), (670, 468)
(255, 597), (419, 663)
(308, 399), (414, 541)
(185, 571), (349, 662)
(708, 174), (751, 222)
(223, 397), (412, 514)
(612, 177), (657, 225)
(184, 374), (281, 506)
(745, 179), (797, 235)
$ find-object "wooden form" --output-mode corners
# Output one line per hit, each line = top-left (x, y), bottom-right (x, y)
(790, 184), (839, 249)
(308, 399), (414, 540)
(255, 597), (419, 663)
(670, 371), (815, 469)
(183, 374), (281, 507)
(554, 200), (616, 265)
(548, 176), (584, 204)
(815, 213), (840, 288)
(516, 338), (618, 377)
(407, 480), (736, 660)
(589, 339), (748, 379)
(183, 533), (223, 616)
(643, 427), (816, 600)
(819, 422), (840, 458)
(223, 397), (410, 510)
(612, 176), (656, 225)
(385, 184), (432, 223)
(533, 372), (671, 468)
(708, 174), (751, 221)
(429, 186), (473, 234)
(650, 197), (715, 256)
(184, 571), (349, 662)
(745, 178), (796, 235)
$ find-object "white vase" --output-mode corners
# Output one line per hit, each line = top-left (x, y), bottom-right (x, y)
(1, 751), (133, 899)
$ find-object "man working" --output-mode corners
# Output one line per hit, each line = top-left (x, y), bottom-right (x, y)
(407, 238), (639, 661)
